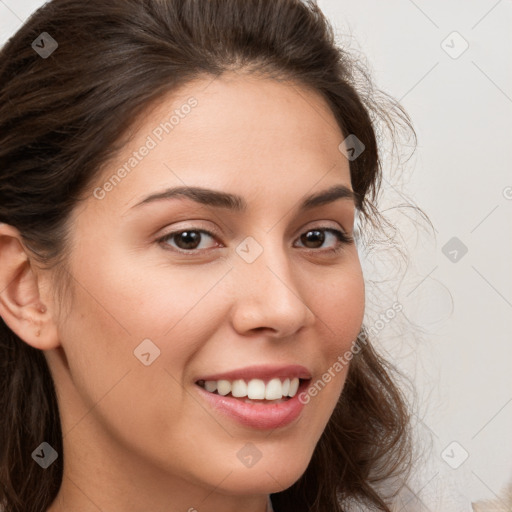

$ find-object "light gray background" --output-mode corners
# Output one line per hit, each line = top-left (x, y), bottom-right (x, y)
(1, 0), (511, 510)
(315, 2), (512, 509)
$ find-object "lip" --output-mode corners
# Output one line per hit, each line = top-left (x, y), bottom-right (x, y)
(194, 364), (312, 384)
(195, 378), (311, 430)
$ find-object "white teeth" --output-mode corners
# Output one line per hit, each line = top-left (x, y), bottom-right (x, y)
(247, 379), (266, 399)
(216, 380), (231, 396)
(204, 381), (217, 393)
(288, 377), (299, 397)
(231, 379), (248, 397)
(265, 378), (283, 400)
(200, 377), (301, 400)
(281, 378), (290, 396)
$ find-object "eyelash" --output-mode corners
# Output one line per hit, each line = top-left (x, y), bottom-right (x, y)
(156, 226), (354, 256)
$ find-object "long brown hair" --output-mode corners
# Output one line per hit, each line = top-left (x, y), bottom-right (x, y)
(0, 1), (415, 510)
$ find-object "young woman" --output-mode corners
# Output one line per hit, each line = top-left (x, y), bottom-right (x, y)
(0, 1), (414, 510)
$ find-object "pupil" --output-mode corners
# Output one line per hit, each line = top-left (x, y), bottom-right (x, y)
(302, 230), (324, 248)
(177, 231), (200, 250)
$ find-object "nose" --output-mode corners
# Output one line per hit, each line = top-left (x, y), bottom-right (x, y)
(229, 242), (316, 338)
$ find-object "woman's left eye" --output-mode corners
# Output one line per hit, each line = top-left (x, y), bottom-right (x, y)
(156, 227), (353, 254)
(295, 227), (353, 253)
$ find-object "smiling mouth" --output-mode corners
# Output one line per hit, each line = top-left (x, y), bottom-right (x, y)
(195, 377), (308, 404)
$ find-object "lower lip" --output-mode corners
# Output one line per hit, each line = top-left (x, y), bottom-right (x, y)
(195, 380), (310, 430)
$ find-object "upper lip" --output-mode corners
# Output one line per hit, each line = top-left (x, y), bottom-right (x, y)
(195, 364), (312, 383)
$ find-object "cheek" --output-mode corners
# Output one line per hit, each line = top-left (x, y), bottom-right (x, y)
(80, 245), (232, 340)
(55, 281), (136, 412)
(57, 247), (234, 414)
(55, 259), (213, 468)
(298, 261), (365, 423)
(317, 262), (365, 352)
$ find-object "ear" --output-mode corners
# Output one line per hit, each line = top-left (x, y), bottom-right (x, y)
(0, 223), (60, 350)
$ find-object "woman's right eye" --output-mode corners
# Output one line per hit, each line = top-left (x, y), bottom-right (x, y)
(157, 229), (220, 253)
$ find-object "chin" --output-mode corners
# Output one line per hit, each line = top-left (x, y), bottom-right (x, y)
(219, 459), (309, 496)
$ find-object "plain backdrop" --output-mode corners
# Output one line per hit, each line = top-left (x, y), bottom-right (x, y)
(1, 1), (511, 510)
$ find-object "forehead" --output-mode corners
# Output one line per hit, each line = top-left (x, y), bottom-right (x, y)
(90, 72), (352, 212)
(141, 73), (343, 149)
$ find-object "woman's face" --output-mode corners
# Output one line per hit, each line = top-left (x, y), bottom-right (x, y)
(44, 72), (365, 510)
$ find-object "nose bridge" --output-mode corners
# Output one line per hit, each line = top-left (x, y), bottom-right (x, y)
(230, 233), (314, 335)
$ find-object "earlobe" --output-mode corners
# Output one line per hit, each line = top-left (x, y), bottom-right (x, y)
(0, 223), (60, 350)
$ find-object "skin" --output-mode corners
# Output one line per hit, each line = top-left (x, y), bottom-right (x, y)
(0, 71), (365, 512)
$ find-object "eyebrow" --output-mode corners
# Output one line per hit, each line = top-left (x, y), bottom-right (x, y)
(131, 184), (358, 212)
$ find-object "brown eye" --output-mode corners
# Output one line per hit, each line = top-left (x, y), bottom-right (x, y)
(300, 229), (325, 249)
(158, 229), (219, 252)
(296, 227), (352, 253)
